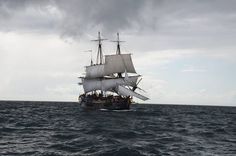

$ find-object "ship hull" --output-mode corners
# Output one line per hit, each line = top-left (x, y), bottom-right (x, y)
(79, 94), (131, 110)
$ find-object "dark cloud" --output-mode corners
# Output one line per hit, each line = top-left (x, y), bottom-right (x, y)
(0, 0), (151, 37)
(55, 0), (147, 36)
(0, 0), (236, 40)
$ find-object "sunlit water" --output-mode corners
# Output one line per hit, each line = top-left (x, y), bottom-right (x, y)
(0, 101), (235, 156)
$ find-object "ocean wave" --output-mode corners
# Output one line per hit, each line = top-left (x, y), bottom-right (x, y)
(0, 102), (235, 155)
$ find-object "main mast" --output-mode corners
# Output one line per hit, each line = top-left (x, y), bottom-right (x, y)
(112, 33), (125, 77)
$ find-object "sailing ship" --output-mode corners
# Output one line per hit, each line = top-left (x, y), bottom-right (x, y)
(78, 32), (148, 110)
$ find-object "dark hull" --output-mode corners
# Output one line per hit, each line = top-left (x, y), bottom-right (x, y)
(79, 95), (131, 110)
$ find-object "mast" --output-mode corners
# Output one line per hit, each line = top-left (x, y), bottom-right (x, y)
(116, 33), (121, 55)
(91, 32), (107, 95)
(112, 33), (125, 77)
(112, 32), (125, 55)
(92, 32), (107, 64)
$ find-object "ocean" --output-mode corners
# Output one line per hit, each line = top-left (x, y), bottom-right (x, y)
(0, 101), (235, 156)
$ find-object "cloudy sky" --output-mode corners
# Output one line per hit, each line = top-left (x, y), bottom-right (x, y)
(0, 0), (236, 106)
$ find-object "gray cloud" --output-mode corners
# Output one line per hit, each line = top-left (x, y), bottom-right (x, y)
(0, 0), (149, 37)
(0, 0), (236, 39)
(1, 0), (236, 55)
(55, 0), (147, 37)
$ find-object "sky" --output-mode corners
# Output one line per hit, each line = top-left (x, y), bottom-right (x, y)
(0, 0), (236, 106)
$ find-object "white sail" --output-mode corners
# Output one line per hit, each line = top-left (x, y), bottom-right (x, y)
(102, 76), (138, 91)
(104, 54), (136, 75)
(82, 76), (139, 93)
(85, 54), (136, 78)
(81, 78), (102, 92)
(117, 85), (149, 101)
(85, 64), (105, 78)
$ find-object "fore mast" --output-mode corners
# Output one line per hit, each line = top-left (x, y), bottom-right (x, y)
(91, 32), (107, 96)
(92, 31), (106, 65)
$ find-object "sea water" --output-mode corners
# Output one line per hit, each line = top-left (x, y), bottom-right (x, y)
(0, 101), (235, 156)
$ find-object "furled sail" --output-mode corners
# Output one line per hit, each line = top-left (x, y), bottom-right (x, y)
(85, 64), (105, 78)
(104, 54), (136, 75)
(117, 85), (149, 101)
(81, 76), (139, 93)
